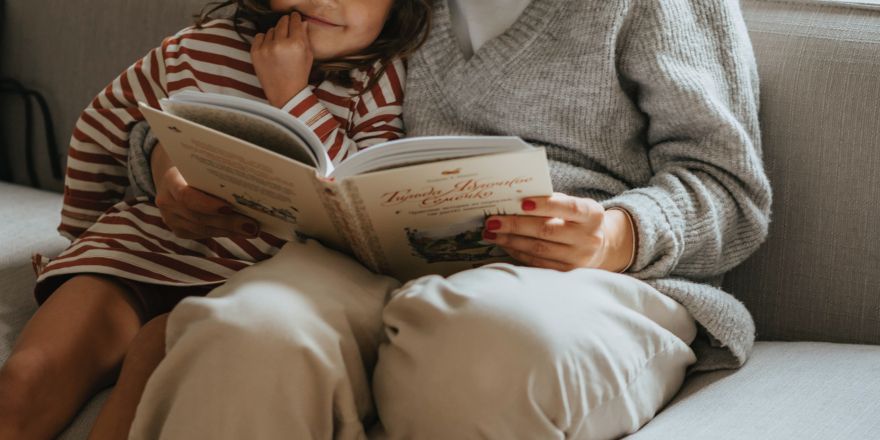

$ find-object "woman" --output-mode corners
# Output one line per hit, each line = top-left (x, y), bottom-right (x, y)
(126, 0), (771, 438)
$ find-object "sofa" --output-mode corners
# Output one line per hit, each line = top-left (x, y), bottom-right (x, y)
(2, 0), (879, 438)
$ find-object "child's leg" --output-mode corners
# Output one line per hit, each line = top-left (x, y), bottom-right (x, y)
(0, 275), (143, 439)
(88, 313), (169, 440)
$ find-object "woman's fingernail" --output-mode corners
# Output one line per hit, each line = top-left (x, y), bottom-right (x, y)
(522, 200), (536, 211)
(218, 206), (236, 215)
(242, 223), (258, 235)
(483, 231), (497, 240)
(486, 219), (502, 231)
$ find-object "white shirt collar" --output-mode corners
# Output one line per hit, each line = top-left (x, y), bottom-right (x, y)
(447, 0), (532, 58)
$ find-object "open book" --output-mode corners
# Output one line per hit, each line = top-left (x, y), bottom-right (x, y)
(139, 92), (554, 280)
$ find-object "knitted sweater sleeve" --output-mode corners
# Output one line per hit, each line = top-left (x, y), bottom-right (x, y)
(602, 0), (772, 279)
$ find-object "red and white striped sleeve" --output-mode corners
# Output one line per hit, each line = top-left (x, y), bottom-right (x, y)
(60, 36), (173, 240)
(280, 58), (405, 165)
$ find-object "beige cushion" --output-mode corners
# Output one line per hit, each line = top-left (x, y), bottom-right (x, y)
(628, 341), (880, 439)
(723, 0), (880, 344)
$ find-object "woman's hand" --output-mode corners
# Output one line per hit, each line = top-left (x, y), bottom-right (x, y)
(251, 12), (313, 108)
(482, 193), (636, 272)
(151, 143), (260, 240)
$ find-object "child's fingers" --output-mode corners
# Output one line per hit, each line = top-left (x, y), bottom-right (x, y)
(251, 33), (264, 50)
(288, 12), (303, 38)
(289, 12), (307, 39)
(175, 185), (229, 215)
(275, 13), (290, 39)
(265, 27), (275, 42)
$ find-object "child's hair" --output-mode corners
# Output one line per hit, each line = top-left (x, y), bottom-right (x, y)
(196, 0), (433, 93)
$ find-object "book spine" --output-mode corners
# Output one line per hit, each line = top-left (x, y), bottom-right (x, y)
(339, 180), (390, 274)
(314, 178), (381, 272)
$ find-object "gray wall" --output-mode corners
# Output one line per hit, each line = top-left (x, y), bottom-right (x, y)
(1, 0), (207, 190)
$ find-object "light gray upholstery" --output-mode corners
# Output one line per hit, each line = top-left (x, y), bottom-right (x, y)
(0, 183), (103, 437)
(724, 0), (880, 344)
(1, 0), (879, 438)
(0, 0), (208, 189)
(0, 1), (222, 435)
(628, 342), (880, 439)
(0, 182), (65, 365)
(0, 181), (109, 440)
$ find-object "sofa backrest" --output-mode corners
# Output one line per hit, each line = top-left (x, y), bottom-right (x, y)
(726, 0), (880, 344)
(2, 0), (878, 344)
(0, 0), (206, 189)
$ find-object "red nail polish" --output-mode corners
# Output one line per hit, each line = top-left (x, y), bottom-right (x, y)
(219, 206), (236, 215)
(522, 200), (536, 211)
(483, 231), (497, 240)
(486, 219), (502, 231)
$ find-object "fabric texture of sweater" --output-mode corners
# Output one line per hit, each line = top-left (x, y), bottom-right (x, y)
(403, 0), (771, 372)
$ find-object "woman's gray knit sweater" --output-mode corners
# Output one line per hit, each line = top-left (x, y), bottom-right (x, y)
(403, 0), (771, 371)
(128, 0), (771, 371)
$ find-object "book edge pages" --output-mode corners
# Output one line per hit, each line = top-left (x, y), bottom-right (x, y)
(338, 179), (387, 274)
(307, 177), (358, 256)
(166, 92), (334, 176)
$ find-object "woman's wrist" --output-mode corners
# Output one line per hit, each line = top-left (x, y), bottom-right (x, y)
(601, 208), (637, 273)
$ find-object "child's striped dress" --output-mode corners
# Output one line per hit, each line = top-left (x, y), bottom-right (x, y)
(32, 19), (405, 301)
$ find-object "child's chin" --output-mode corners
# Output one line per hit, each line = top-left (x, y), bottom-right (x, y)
(312, 48), (351, 62)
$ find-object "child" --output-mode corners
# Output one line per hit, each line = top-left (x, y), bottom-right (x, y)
(0, 1), (432, 438)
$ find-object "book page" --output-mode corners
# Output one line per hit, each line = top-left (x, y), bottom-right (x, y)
(342, 149), (554, 281)
(167, 92), (333, 176)
(331, 136), (532, 179)
(140, 105), (342, 248)
(161, 101), (318, 169)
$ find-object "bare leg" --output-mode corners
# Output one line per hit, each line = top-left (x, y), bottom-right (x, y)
(88, 313), (169, 440)
(0, 275), (143, 440)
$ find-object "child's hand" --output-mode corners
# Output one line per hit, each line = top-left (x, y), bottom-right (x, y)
(151, 143), (260, 239)
(481, 193), (636, 272)
(251, 12), (314, 108)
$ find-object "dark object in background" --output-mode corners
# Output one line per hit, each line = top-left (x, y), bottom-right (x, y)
(0, 78), (63, 187)
(0, 0), (62, 187)
(0, 0), (7, 182)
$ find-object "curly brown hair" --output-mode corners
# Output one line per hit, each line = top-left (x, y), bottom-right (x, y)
(196, 0), (432, 93)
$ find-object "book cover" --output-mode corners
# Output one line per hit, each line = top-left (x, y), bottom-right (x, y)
(140, 98), (555, 280)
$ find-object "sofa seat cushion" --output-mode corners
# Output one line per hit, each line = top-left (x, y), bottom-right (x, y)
(0, 182), (111, 439)
(627, 341), (880, 439)
(0, 182), (67, 363)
